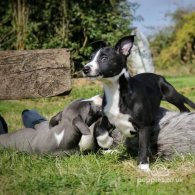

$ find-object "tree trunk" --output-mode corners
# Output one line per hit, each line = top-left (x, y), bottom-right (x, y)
(61, 0), (69, 43)
(12, 0), (29, 50)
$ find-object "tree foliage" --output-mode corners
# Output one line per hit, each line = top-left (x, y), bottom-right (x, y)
(150, 8), (195, 69)
(0, 0), (136, 71)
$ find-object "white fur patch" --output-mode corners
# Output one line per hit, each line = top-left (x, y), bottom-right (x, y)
(138, 163), (150, 172)
(54, 130), (65, 146)
(85, 50), (101, 76)
(79, 122), (96, 151)
(103, 69), (136, 137)
(82, 95), (102, 106)
(97, 132), (113, 149)
(79, 135), (94, 151)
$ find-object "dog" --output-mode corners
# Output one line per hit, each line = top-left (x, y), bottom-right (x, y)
(125, 108), (195, 159)
(83, 35), (195, 171)
(0, 95), (102, 154)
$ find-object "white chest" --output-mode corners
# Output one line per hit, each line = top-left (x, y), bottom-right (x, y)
(104, 84), (136, 137)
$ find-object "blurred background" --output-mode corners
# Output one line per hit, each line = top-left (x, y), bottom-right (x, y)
(0, 0), (194, 75)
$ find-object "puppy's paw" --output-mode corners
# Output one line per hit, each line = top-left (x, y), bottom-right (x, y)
(97, 132), (113, 149)
(79, 135), (94, 151)
(138, 163), (150, 172)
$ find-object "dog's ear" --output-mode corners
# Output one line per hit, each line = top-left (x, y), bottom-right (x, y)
(115, 35), (134, 57)
(49, 111), (62, 129)
(89, 40), (107, 51)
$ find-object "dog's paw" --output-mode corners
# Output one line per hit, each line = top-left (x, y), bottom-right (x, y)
(79, 135), (94, 151)
(138, 163), (150, 172)
(97, 132), (113, 149)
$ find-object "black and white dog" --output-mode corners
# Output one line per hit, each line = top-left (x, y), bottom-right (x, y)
(83, 36), (195, 171)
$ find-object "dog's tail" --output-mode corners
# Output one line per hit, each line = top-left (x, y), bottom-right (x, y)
(0, 115), (8, 134)
(164, 91), (195, 112)
(173, 93), (195, 112)
(182, 95), (195, 110)
(159, 77), (195, 112)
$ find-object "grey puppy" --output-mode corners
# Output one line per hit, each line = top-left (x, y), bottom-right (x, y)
(0, 95), (102, 154)
(125, 107), (195, 159)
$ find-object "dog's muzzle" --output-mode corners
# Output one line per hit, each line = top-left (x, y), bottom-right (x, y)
(83, 65), (91, 75)
(83, 65), (102, 78)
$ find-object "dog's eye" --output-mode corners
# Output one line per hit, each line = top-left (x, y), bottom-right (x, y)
(101, 56), (108, 62)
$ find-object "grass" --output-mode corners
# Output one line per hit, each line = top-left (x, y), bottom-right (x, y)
(0, 75), (195, 194)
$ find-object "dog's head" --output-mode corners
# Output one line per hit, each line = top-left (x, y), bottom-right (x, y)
(81, 95), (103, 126)
(83, 36), (134, 79)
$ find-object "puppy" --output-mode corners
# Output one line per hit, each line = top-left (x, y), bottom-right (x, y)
(0, 96), (102, 154)
(83, 35), (195, 171)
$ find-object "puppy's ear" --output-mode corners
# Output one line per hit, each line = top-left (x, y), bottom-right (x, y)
(49, 111), (62, 129)
(89, 40), (107, 51)
(115, 35), (134, 57)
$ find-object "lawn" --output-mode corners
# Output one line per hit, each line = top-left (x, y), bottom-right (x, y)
(0, 75), (195, 194)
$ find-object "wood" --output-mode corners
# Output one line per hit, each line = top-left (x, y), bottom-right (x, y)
(0, 49), (71, 99)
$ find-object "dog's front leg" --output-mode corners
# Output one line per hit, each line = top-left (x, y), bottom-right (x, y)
(138, 126), (150, 172)
(95, 116), (114, 149)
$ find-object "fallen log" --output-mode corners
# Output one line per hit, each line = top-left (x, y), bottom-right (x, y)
(0, 49), (71, 99)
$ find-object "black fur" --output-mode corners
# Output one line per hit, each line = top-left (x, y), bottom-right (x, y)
(0, 115), (8, 134)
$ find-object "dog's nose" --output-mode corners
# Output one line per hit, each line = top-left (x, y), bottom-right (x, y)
(83, 66), (91, 74)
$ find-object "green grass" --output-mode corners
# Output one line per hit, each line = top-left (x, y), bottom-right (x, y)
(0, 76), (195, 194)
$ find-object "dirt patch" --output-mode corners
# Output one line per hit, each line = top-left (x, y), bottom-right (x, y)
(72, 78), (102, 88)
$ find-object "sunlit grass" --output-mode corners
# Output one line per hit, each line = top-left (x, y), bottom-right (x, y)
(0, 75), (195, 194)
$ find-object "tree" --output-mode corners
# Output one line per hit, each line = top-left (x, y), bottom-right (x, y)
(150, 8), (195, 69)
(12, 0), (29, 50)
(0, 0), (136, 72)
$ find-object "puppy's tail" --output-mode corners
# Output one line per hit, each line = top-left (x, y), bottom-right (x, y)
(182, 95), (195, 110)
(0, 115), (8, 134)
(172, 93), (195, 112)
(159, 77), (195, 112)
